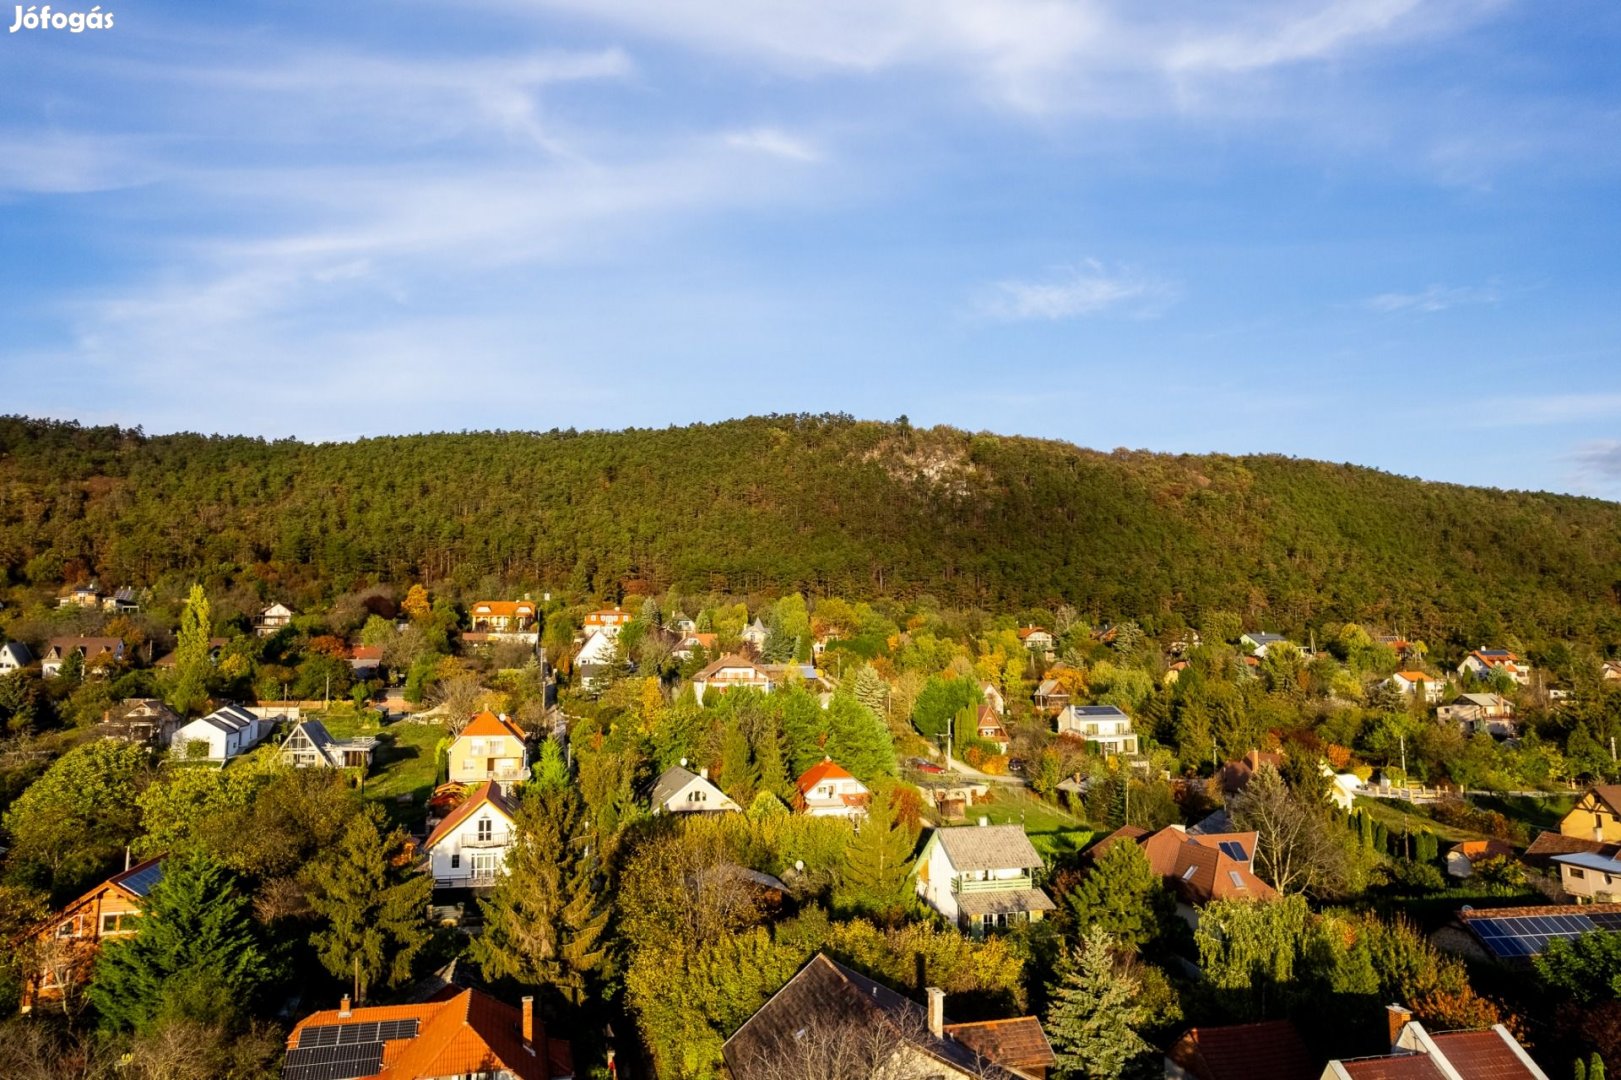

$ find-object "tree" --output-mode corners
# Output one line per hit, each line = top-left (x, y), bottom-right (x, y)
(823, 694), (896, 780)
(532, 737), (569, 791)
(302, 808), (431, 1002)
(2, 740), (149, 899)
(401, 584), (431, 623)
(168, 584), (213, 716)
(89, 853), (273, 1032)
(836, 786), (916, 920)
(1230, 765), (1347, 895)
(1064, 841), (1176, 954)
(1045, 925), (1153, 1079)
(1536, 929), (1621, 1006)
(473, 786), (608, 1005)
(1594, 1053), (1607, 1080)
(850, 664), (889, 717)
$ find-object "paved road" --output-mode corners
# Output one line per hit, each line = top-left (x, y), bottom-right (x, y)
(921, 748), (1031, 787)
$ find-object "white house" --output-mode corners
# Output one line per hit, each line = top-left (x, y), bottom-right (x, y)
(0, 642), (32, 674)
(692, 654), (778, 704)
(277, 718), (376, 770)
(424, 781), (517, 889)
(172, 704), (271, 762)
(1388, 670), (1445, 703)
(255, 602), (295, 637)
(740, 618), (769, 650)
(1457, 648), (1531, 686)
(915, 823), (1056, 935)
(1438, 693), (1519, 738)
(41, 636), (125, 677)
(1017, 626), (1054, 653)
(795, 758), (870, 819)
(1239, 632), (1289, 657)
(980, 682), (1006, 716)
(648, 764), (740, 814)
(1054, 705), (1139, 755)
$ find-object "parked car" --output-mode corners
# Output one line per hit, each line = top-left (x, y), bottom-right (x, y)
(909, 756), (945, 775)
(1007, 758), (1025, 775)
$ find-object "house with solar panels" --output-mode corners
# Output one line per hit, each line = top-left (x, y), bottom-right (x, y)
(1460, 902), (1621, 960)
(19, 857), (163, 1013)
(1053, 704), (1139, 755)
(1089, 824), (1276, 926)
(281, 988), (574, 1080)
(1321, 1004), (1546, 1079)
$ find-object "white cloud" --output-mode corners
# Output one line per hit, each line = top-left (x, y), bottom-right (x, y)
(1365, 282), (1500, 313)
(978, 261), (1177, 320)
(724, 128), (822, 163)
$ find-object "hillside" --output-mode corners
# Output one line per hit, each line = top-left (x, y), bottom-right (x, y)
(2, 414), (1618, 646)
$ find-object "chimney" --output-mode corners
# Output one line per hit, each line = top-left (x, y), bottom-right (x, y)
(339, 994), (352, 1018)
(522, 995), (534, 1047)
(926, 987), (945, 1039)
(700, 767), (709, 780)
(1386, 1003), (1411, 1048)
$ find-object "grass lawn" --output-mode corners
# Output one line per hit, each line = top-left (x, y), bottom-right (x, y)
(1471, 792), (1577, 831)
(317, 710), (448, 829)
(947, 786), (1095, 861)
(1354, 795), (1486, 845)
(1355, 790), (1576, 850)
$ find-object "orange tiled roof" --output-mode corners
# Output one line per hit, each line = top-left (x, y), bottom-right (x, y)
(1394, 670), (1433, 682)
(796, 757), (855, 794)
(424, 781), (516, 850)
(942, 1017), (1055, 1068)
(471, 601), (537, 617)
(460, 711), (525, 740)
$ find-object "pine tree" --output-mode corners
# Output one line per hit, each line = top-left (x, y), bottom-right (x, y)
(1592, 1053), (1606, 1080)
(836, 786), (916, 920)
(533, 738), (569, 791)
(168, 584), (212, 716)
(474, 786), (608, 1006)
(720, 723), (760, 806)
(89, 853), (272, 1033)
(823, 694), (896, 781)
(303, 807), (431, 1002)
(851, 664), (888, 717)
(1359, 809), (1375, 852)
(1065, 840), (1176, 954)
(1576, 1058), (1588, 1080)
(1046, 925), (1153, 1080)
(749, 711), (792, 801)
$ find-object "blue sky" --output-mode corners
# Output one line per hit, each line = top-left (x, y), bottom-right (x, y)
(3, 0), (1619, 497)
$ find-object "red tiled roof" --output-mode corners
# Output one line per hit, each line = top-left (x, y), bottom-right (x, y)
(471, 601), (537, 617)
(351, 645), (385, 661)
(1016, 627), (1048, 640)
(1449, 839), (1515, 861)
(797, 758), (855, 794)
(695, 654), (771, 681)
(942, 1017), (1055, 1068)
(1524, 831), (1607, 864)
(286, 989), (571, 1080)
(460, 711), (525, 740)
(1164, 1020), (1315, 1080)
(1394, 671), (1434, 682)
(1339, 1055), (1449, 1079)
(1427, 1031), (1539, 1079)
(425, 781), (516, 851)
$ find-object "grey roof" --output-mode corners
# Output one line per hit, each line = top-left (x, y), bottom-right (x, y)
(1455, 693), (1509, 707)
(648, 764), (733, 808)
(955, 887), (1057, 919)
(0, 642), (32, 664)
(1553, 851), (1621, 873)
(1065, 705), (1130, 719)
(1244, 632), (1286, 645)
(932, 824), (1044, 872)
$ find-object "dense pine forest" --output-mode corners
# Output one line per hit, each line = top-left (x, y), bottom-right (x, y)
(3, 413), (1619, 649)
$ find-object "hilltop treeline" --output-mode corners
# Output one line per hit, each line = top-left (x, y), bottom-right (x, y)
(2, 413), (1618, 649)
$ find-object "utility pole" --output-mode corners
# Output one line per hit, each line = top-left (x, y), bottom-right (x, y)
(1399, 734), (1407, 788)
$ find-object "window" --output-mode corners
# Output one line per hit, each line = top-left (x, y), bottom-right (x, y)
(101, 914), (121, 934)
(477, 818), (492, 842)
(1571, 868), (1586, 879)
(1182, 865), (1198, 880)
(451, 854), (460, 869)
(1228, 871), (1246, 890)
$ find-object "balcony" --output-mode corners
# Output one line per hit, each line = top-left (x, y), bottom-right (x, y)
(461, 834), (510, 849)
(952, 873), (1033, 895)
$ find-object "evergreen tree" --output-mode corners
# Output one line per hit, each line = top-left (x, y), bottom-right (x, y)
(749, 710), (792, 800)
(532, 737), (569, 791)
(851, 664), (889, 718)
(89, 853), (272, 1033)
(1359, 809), (1375, 852)
(747, 790), (790, 819)
(474, 786), (608, 1005)
(1046, 925), (1153, 1079)
(303, 807), (430, 1002)
(835, 786), (916, 920)
(1065, 841), (1176, 954)
(1593, 1053), (1607, 1080)
(823, 693), (896, 781)
(1576, 1058), (1588, 1080)
(719, 722), (760, 806)
(168, 584), (212, 716)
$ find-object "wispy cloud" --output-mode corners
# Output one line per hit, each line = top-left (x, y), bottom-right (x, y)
(978, 261), (1177, 321)
(1460, 393), (1621, 428)
(1366, 282), (1500, 313)
(724, 128), (822, 163)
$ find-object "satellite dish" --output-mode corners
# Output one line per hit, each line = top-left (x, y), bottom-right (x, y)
(795, 860), (805, 873)
(680, 757), (688, 767)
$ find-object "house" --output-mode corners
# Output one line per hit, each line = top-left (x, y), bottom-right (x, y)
(1444, 838), (1516, 880)
(1389, 670), (1445, 703)
(172, 703), (272, 762)
(724, 953), (1049, 1080)
(648, 764), (740, 814)
(1218, 749), (1284, 796)
(41, 636), (125, 677)
(255, 602), (295, 636)
(1167, 628), (1203, 657)
(348, 645), (384, 679)
(976, 706), (1009, 753)
(691, 654), (778, 704)
(1239, 631), (1289, 657)
(1164, 1020), (1315, 1080)
(1602, 660), (1621, 682)
(796, 758), (871, 819)
(103, 587), (140, 614)
(582, 607), (633, 637)
(1560, 785), (1621, 843)
(981, 681), (1006, 716)
(1552, 844), (1621, 902)
(1164, 659), (1189, 686)
(20, 857), (163, 1013)
(1033, 666), (1079, 710)
(1522, 829), (1609, 872)
(0, 641), (32, 673)
(669, 612), (697, 634)
(575, 629), (619, 670)
(1053, 705), (1138, 755)
(1321, 1007), (1546, 1080)
(1017, 626), (1054, 653)
(1090, 824), (1275, 919)
(99, 698), (181, 748)
(281, 988), (574, 1080)
(278, 718), (377, 770)
(671, 632), (718, 661)
(57, 583), (104, 608)
(424, 781), (518, 889)
(740, 617), (769, 649)
(1457, 647), (1531, 686)
(915, 823), (1056, 935)
(1437, 693), (1518, 738)
(152, 636), (229, 670)
(468, 599), (539, 634)
(448, 712), (529, 791)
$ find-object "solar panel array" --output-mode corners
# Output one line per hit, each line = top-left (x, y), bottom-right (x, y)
(1467, 911), (1621, 959)
(119, 862), (163, 897)
(1217, 840), (1248, 861)
(281, 1019), (420, 1080)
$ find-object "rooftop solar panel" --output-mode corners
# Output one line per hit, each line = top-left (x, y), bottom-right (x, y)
(296, 1019), (419, 1050)
(1466, 909), (1615, 960)
(119, 862), (164, 897)
(1217, 840), (1248, 861)
(281, 1042), (385, 1080)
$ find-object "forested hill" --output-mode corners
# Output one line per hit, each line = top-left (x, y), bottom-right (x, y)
(2, 413), (1618, 645)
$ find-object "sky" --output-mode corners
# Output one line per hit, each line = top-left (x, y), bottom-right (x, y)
(2, 0), (1619, 497)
